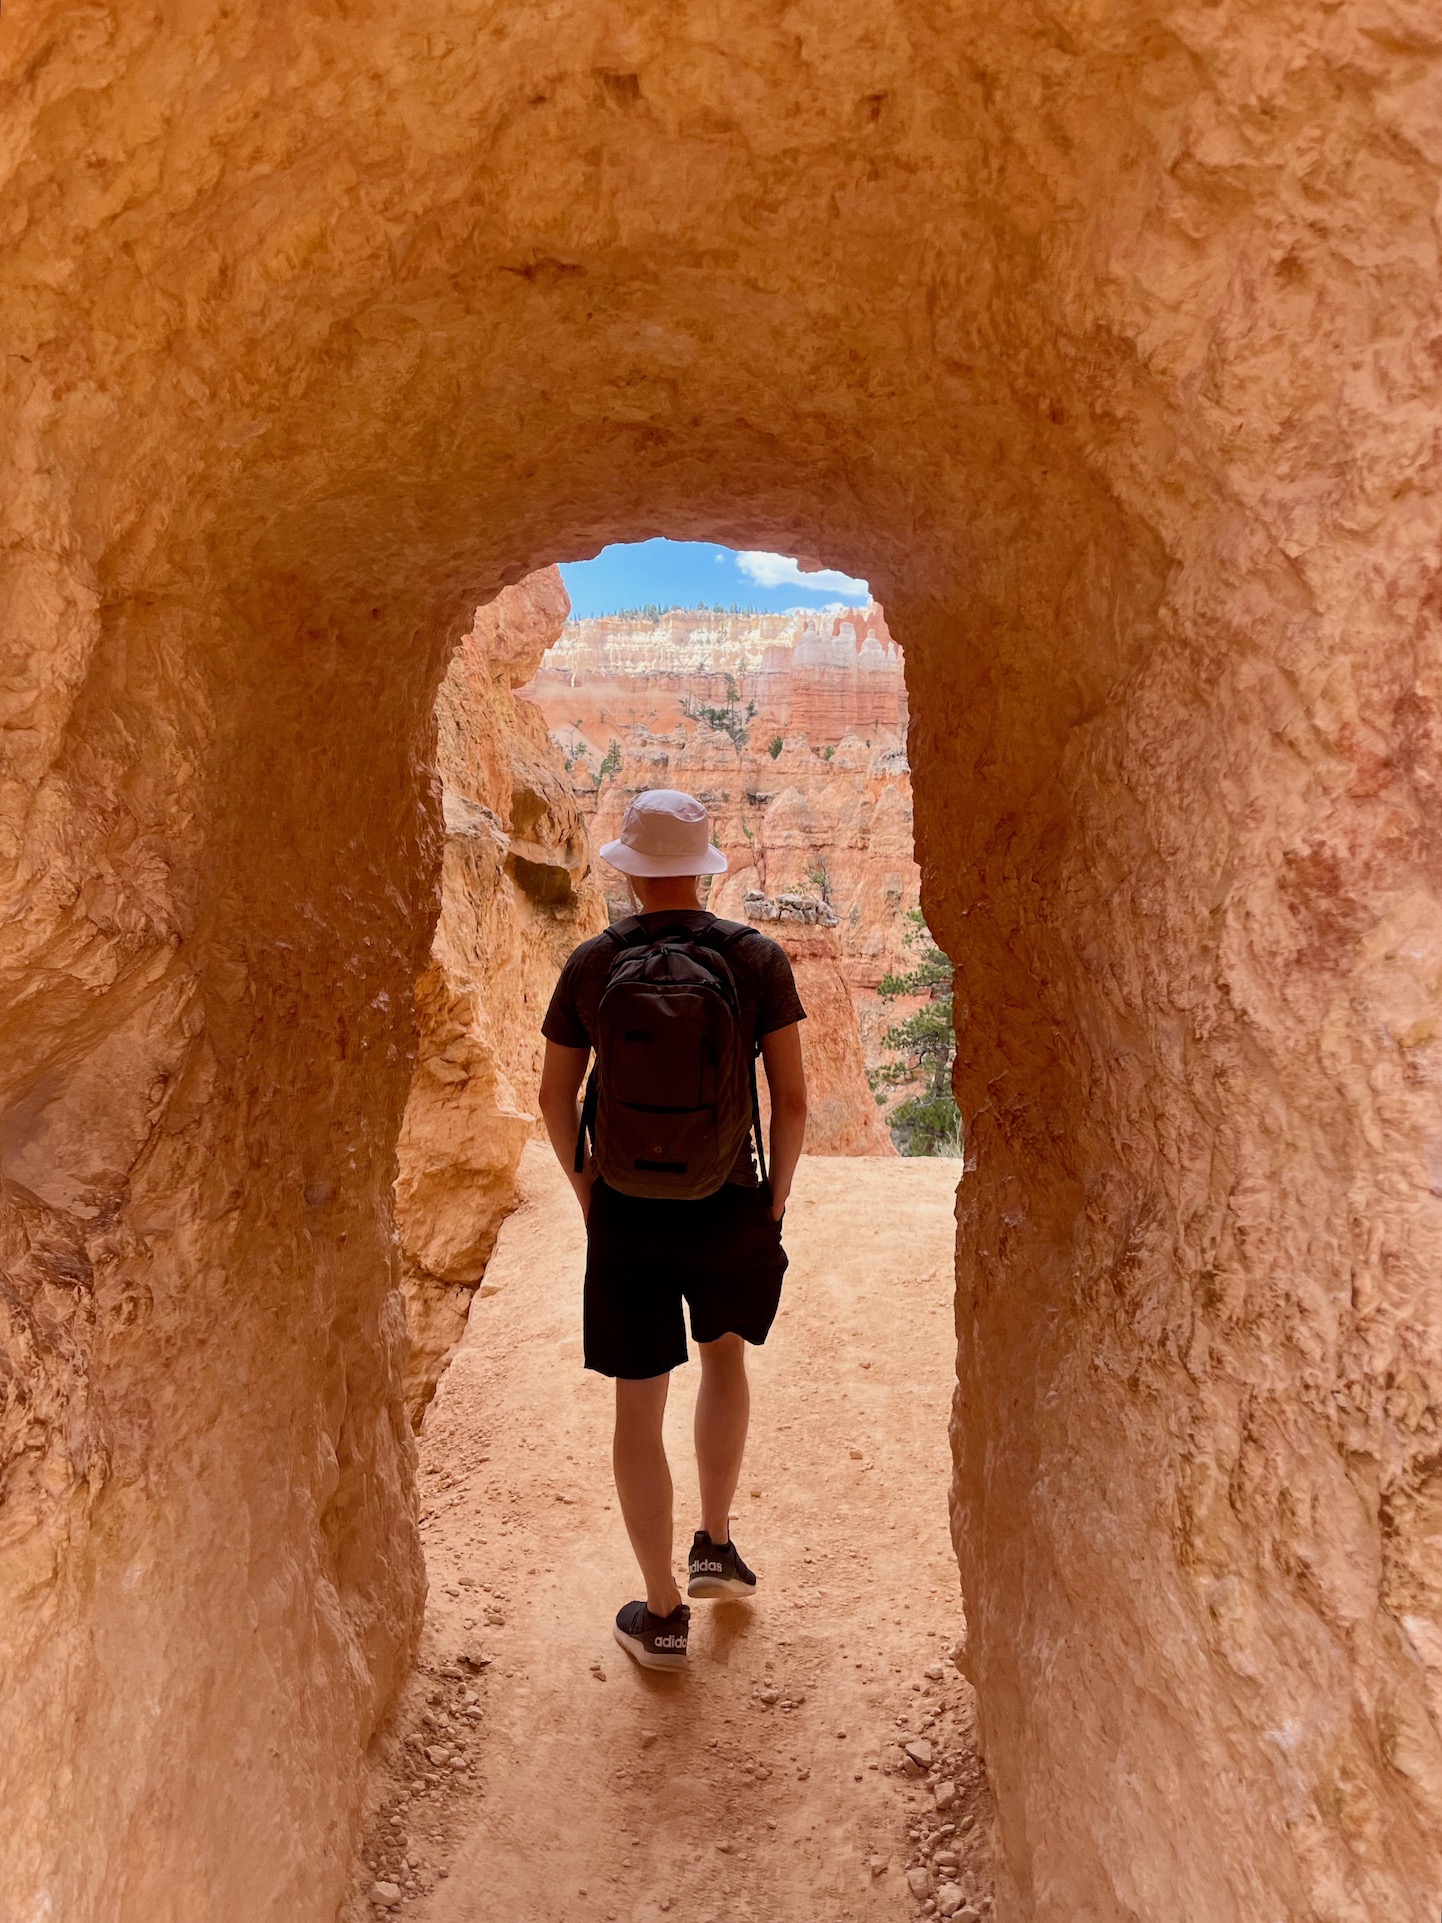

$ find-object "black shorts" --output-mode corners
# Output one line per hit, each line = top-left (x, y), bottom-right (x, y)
(583, 1179), (788, 1379)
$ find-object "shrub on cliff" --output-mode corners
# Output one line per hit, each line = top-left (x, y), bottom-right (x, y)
(870, 911), (962, 1157)
(594, 739), (622, 788)
(679, 673), (757, 750)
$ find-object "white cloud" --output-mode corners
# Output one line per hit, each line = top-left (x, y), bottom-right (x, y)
(734, 551), (869, 596)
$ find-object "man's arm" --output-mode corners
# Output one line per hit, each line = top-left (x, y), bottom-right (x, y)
(759, 1022), (807, 1221)
(538, 1039), (594, 1219)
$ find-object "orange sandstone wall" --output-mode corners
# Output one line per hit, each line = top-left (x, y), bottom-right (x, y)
(753, 914), (895, 1157)
(394, 570), (604, 1421)
(2, 7), (1440, 1922)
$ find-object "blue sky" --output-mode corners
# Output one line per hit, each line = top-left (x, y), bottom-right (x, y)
(558, 539), (871, 619)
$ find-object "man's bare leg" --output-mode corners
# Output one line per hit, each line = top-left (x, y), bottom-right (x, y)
(695, 1333), (750, 1544)
(613, 1374), (684, 1616)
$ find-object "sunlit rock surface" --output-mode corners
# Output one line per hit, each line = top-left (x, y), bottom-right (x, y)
(526, 609), (924, 1096)
(395, 570), (604, 1423)
(530, 602), (906, 746)
(743, 901), (895, 1157)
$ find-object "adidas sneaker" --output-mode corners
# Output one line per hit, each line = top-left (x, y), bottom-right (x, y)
(613, 1600), (690, 1671)
(687, 1530), (758, 1601)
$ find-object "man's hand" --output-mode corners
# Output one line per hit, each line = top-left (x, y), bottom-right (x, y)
(759, 1024), (807, 1225)
(569, 1165), (596, 1222)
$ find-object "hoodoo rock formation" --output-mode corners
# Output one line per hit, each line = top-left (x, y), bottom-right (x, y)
(3, 8), (1441, 1923)
(530, 602), (907, 747)
(741, 893), (894, 1156)
(525, 607), (924, 1092)
(394, 570), (604, 1422)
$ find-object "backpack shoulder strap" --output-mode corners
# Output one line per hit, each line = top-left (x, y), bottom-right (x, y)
(695, 916), (757, 949)
(603, 915), (652, 949)
(692, 920), (771, 1192)
(578, 924), (644, 1169)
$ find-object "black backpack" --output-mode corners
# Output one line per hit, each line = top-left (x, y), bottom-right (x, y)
(574, 915), (768, 1201)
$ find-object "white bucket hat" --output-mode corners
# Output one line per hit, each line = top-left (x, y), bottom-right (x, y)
(600, 789), (729, 878)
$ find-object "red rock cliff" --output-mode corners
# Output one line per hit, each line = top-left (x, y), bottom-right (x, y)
(395, 571), (605, 1419)
(523, 608), (926, 1096)
(745, 901), (895, 1156)
(529, 602), (906, 748)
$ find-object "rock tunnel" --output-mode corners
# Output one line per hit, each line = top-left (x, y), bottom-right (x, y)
(3, 3), (1441, 1918)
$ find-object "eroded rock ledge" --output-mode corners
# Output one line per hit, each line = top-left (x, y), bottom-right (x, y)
(743, 890), (840, 927)
(395, 571), (604, 1423)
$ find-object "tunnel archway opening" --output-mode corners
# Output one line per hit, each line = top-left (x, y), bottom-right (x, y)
(387, 536), (956, 1423)
(361, 539), (994, 1917)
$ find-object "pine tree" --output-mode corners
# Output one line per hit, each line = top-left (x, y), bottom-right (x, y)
(868, 910), (963, 1156)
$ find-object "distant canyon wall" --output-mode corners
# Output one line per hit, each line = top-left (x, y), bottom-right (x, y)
(523, 606), (923, 1153)
(529, 602), (906, 748)
(748, 906), (895, 1157)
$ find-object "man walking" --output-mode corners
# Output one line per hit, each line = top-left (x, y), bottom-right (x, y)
(538, 789), (808, 1671)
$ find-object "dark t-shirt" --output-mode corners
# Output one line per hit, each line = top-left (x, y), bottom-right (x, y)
(542, 910), (807, 1186)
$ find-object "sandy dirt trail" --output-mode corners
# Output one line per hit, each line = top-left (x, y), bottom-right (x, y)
(346, 1147), (998, 1923)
